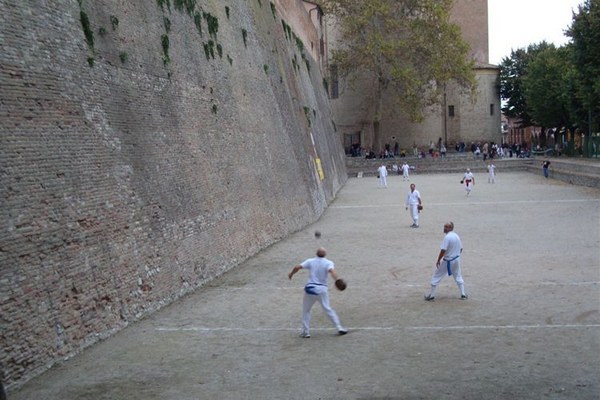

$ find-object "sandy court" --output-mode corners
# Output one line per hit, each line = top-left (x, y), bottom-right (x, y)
(10, 171), (600, 400)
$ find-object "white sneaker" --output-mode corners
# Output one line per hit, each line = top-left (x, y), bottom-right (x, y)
(299, 332), (311, 338)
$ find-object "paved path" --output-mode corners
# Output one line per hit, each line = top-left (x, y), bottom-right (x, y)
(10, 172), (600, 400)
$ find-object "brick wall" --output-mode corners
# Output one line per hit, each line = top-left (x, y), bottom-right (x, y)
(0, 0), (346, 388)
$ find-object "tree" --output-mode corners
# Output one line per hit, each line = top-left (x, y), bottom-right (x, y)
(321, 0), (476, 126)
(567, 0), (600, 134)
(498, 42), (552, 127)
(522, 45), (575, 143)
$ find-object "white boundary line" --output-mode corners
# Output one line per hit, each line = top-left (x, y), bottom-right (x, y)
(331, 199), (599, 209)
(156, 324), (600, 333)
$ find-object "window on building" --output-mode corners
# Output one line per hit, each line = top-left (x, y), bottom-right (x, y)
(448, 105), (455, 117)
(330, 65), (339, 99)
(490, 104), (495, 115)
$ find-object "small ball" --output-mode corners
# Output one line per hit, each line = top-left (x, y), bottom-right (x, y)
(314, 230), (321, 238)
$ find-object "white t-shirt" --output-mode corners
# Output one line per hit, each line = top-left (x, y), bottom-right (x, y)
(406, 189), (421, 206)
(402, 164), (410, 174)
(301, 257), (334, 286)
(378, 165), (388, 177)
(441, 231), (462, 259)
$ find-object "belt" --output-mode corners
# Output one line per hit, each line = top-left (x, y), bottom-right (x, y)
(443, 255), (460, 276)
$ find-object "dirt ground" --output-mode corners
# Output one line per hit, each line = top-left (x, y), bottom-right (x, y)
(9, 171), (600, 400)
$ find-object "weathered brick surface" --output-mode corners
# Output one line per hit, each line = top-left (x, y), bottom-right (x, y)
(0, 0), (346, 387)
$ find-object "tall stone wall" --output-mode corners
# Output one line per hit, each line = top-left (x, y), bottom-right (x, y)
(0, 0), (346, 388)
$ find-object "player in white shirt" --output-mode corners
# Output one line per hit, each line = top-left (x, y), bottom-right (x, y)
(462, 168), (475, 196)
(487, 163), (496, 183)
(424, 222), (468, 301)
(377, 164), (388, 188)
(401, 162), (410, 181)
(405, 183), (422, 228)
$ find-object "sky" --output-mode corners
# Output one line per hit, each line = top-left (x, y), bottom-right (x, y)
(488, 0), (585, 65)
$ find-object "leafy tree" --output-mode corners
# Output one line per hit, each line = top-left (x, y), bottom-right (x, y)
(522, 45), (575, 143)
(322, 0), (476, 126)
(567, 0), (600, 134)
(498, 42), (552, 127)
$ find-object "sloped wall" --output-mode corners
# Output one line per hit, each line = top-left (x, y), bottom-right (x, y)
(0, 0), (346, 387)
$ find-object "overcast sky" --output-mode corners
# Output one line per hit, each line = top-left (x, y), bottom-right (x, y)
(488, 0), (585, 65)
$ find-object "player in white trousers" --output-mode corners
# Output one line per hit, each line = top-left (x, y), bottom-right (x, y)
(405, 183), (422, 228)
(425, 222), (468, 301)
(487, 163), (496, 183)
(288, 247), (348, 338)
(377, 164), (388, 188)
(401, 162), (410, 181)
(462, 168), (475, 196)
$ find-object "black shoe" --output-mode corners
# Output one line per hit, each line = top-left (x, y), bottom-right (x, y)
(461, 294), (468, 300)
(338, 329), (348, 336)
(424, 294), (435, 301)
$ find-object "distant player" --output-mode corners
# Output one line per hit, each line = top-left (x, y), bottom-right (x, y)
(487, 163), (496, 183)
(462, 168), (475, 196)
(402, 162), (410, 181)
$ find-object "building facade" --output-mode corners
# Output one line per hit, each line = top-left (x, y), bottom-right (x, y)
(327, 0), (502, 155)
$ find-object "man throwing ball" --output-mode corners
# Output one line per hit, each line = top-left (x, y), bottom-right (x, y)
(288, 247), (348, 338)
(424, 222), (468, 301)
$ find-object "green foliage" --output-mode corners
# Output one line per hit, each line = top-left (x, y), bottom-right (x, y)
(227, 54), (233, 65)
(161, 34), (170, 65)
(80, 11), (94, 49)
(263, 64), (269, 74)
(567, 0), (600, 133)
(110, 15), (119, 30)
(193, 12), (202, 35)
(98, 27), (107, 36)
(523, 45), (574, 134)
(216, 43), (223, 58)
(87, 57), (95, 67)
(294, 34), (303, 53)
(302, 53), (310, 73)
(499, 42), (552, 126)
(119, 51), (128, 63)
(203, 43), (210, 60)
(174, 0), (196, 15)
(207, 40), (215, 59)
(203, 12), (219, 39)
(164, 17), (171, 33)
(157, 0), (171, 13)
(322, 0), (476, 123)
(270, 2), (276, 19)
(225, 6), (230, 19)
(242, 28), (248, 47)
(303, 106), (311, 127)
(212, 104), (218, 114)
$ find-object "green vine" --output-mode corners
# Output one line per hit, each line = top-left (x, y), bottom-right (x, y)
(119, 52), (128, 63)
(110, 15), (119, 30)
(161, 34), (170, 66)
(193, 12), (202, 35)
(225, 6), (230, 19)
(203, 12), (219, 39)
(270, 2), (276, 19)
(241, 29), (248, 48)
(80, 11), (94, 49)
(157, 0), (171, 13)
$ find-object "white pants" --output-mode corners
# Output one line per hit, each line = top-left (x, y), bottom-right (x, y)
(430, 258), (466, 296)
(379, 175), (387, 187)
(409, 204), (419, 225)
(403, 171), (409, 181)
(302, 286), (343, 334)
